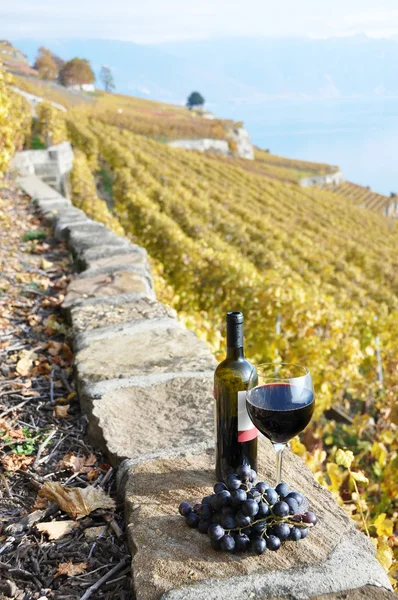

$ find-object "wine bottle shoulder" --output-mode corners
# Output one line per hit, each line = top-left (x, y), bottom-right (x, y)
(214, 357), (255, 385)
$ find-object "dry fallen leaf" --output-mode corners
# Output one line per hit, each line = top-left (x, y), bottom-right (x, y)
(0, 418), (25, 440)
(1, 453), (34, 472)
(56, 561), (87, 577)
(47, 340), (63, 356)
(39, 482), (115, 519)
(53, 404), (70, 419)
(60, 452), (97, 474)
(40, 258), (53, 270)
(36, 520), (78, 540)
(32, 495), (49, 510)
(15, 350), (37, 376)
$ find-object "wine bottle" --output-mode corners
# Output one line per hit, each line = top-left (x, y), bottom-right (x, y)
(214, 311), (258, 481)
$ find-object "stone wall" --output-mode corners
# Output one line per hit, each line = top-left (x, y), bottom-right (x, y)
(11, 141), (73, 197)
(168, 127), (254, 160)
(16, 172), (394, 600)
(299, 171), (345, 187)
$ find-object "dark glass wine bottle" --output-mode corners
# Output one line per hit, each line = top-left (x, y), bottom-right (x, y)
(214, 311), (258, 481)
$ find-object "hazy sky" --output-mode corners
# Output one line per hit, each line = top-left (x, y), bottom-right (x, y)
(2, 0), (398, 43)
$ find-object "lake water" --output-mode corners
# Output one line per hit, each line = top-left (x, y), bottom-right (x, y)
(222, 97), (398, 196)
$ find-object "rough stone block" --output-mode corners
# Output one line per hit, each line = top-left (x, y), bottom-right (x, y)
(83, 250), (150, 273)
(62, 270), (154, 311)
(70, 297), (176, 336)
(74, 318), (216, 383)
(67, 229), (131, 255)
(119, 442), (391, 600)
(80, 373), (214, 465)
(55, 219), (105, 241)
(79, 243), (147, 267)
(17, 174), (65, 201)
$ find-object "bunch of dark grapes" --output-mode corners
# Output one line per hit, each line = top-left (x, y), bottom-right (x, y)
(178, 464), (317, 554)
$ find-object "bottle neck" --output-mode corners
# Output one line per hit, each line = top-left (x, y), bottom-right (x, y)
(226, 346), (245, 360)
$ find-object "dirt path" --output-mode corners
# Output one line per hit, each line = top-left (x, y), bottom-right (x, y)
(0, 177), (132, 600)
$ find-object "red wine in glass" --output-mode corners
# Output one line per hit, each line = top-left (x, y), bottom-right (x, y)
(246, 364), (315, 484)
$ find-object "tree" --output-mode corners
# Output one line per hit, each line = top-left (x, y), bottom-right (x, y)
(186, 91), (205, 110)
(100, 65), (115, 92)
(59, 58), (95, 87)
(34, 47), (58, 80)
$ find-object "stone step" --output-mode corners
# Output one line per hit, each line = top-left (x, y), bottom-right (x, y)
(62, 269), (155, 311)
(74, 318), (216, 386)
(81, 372), (215, 465)
(70, 297), (177, 335)
(119, 441), (391, 600)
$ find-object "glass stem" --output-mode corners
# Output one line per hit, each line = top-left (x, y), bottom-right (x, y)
(272, 442), (286, 485)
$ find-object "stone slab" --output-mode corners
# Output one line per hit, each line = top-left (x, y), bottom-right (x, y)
(79, 243), (147, 265)
(62, 270), (154, 310)
(74, 320), (216, 383)
(17, 174), (66, 201)
(70, 297), (176, 335)
(84, 251), (150, 273)
(81, 372), (214, 465)
(120, 442), (391, 600)
(67, 229), (131, 255)
(307, 587), (396, 600)
(55, 219), (105, 241)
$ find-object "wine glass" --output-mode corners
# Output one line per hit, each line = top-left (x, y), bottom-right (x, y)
(246, 363), (314, 485)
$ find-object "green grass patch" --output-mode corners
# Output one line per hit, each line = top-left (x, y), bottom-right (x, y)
(22, 230), (47, 241)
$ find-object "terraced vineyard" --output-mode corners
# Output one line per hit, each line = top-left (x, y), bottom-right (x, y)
(325, 181), (396, 216)
(3, 64), (397, 578)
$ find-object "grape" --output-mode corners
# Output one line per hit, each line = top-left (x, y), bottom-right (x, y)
(208, 524), (225, 541)
(255, 481), (268, 493)
(199, 504), (213, 519)
(272, 501), (290, 518)
(251, 521), (266, 535)
(273, 522), (290, 540)
(263, 488), (278, 505)
(193, 503), (202, 513)
(202, 495), (214, 505)
(235, 533), (251, 552)
(221, 505), (235, 517)
(210, 538), (221, 551)
(250, 469), (257, 482)
(231, 489), (247, 507)
(285, 491), (304, 506)
(302, 511), (317, 525)
(237, 464), (252, 481)
(242, 499), (259, 517)
(215, 490), (232, 510)
(275, 482), (290, 498)
(300, 527), (309, 539)
(220, 534), (235, 552)
(198, 518), (212, 534)
(225, 474), (242, 491)
(221, 514), (236, 530)
(178, 501), (192, 516)
(236, 511), (252, 528)
(288, 526), (302, 541)
(284, 497), (300, 515)
(257, 502), (270, 518)
(247, 489), (262, 503)
(210, 495), (219, 511)
(186, 512), (200, 528)
(252, 537), (267, 554)
(214, 482), (227, 493)
(266, 535), (281, 551)
(240, 480), (253, 491)
(212, 513), (222, 525)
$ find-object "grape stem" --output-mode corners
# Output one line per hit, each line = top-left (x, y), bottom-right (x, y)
(227, 515), (314, 534)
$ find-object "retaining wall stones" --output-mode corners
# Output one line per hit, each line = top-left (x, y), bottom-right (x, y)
(17, 173), (394, 600)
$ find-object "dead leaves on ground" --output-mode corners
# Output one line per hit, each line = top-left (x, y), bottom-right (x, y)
(39, 481), (115, 519)
(56, 561), (87, 577)
(36, 520), (78, 540)
(53, 404), (70, 419)
(1, 453), (34, 472)
(60, 452), (97, 477)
